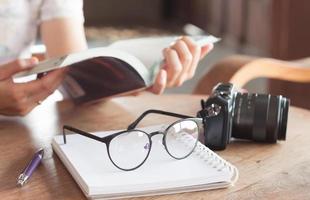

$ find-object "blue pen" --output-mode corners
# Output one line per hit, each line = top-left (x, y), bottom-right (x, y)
(17, 148), (44, 187)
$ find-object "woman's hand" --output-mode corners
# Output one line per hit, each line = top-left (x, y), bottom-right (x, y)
(148, 36), (213, 94)
(0, 58), (66, 116)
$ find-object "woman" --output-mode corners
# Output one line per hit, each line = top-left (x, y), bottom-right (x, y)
(0, 0), (213, 116)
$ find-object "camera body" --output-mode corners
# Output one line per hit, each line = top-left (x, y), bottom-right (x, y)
(197, 83), (289, 150)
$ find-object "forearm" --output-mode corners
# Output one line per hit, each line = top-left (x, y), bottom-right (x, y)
(40, 18), (88, 58)
(294, 57), (310, 67)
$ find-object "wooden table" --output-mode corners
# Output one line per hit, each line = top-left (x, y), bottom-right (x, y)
(1, 94), (310, 200)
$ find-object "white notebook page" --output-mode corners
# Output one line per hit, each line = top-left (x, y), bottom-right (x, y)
(52, 125), (238, 198)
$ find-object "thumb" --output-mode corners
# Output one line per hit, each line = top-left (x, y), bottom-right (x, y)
(147, 69), (167, 95)
(0, 57), (38, 80)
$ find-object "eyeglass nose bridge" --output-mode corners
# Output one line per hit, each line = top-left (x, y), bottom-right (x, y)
(149, 131), (164, 137)
(149, 131), (165, 145)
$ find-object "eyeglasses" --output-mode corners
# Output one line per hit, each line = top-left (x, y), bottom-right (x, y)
(62, 109), (204, 171)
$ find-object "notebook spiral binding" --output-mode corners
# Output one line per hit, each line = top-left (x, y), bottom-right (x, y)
(179, 134), (239, 185)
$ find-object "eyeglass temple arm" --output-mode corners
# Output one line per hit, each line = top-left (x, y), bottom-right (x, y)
(63, 125), (105, 144)
(127, 109), (194, 130)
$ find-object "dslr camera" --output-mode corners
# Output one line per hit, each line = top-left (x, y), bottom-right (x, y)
(197, 83), (290, 150)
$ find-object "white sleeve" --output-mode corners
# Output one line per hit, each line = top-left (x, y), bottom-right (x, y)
(39, 0), (84, 23)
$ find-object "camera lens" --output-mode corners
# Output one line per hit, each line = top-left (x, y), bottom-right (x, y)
(232, 93), (289, 143)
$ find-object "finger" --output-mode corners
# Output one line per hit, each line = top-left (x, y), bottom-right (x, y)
(171, 40), (193, 86)
(239, 88), (248, 94)
(0, 91), (35, 117)
(147, 69), (167, 94)
(182, 36), (201, 78)
(15, 103), (37, 116)
(131, 92), (141, 96)
(0, 57), (38, 80)
(18, 69), (66, 101)
(171, 40), (192, 69)
(163, 48), (183, 87)
(200, 43), (214, 59)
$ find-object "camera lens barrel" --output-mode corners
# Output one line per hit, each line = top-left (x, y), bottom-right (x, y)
(278, 97), (289, 140)
(232, 93), (289, 143)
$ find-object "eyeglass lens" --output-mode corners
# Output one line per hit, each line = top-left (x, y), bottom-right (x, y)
(108, 120), (199, 170)
(165, 120), (199, 159)
(108, 130), (151, 170)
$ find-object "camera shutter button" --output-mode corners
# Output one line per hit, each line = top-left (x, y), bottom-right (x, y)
(219, 91), (231, 99)
(206, 104), (221, 117)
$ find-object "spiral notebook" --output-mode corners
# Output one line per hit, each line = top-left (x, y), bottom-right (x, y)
(52, 125), (238, 199)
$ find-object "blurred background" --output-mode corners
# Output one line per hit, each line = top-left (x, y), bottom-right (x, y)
(82, 0), (310, 108)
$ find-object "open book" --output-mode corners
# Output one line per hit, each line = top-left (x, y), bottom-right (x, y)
(52, 124), (238, 200)
(14, 35), (220, 104)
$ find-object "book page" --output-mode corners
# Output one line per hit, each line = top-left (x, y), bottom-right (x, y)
(109, 37), (172, 83)
(59, 56), (147, 104)
(109, 36), (220, 83)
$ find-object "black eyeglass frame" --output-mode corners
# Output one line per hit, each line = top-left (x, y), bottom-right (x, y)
(62, 109), (203, 171)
